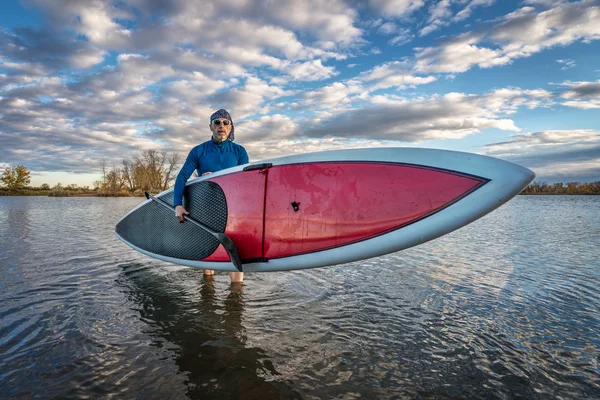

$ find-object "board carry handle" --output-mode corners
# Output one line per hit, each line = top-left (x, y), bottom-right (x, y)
(243, 162), (272, 171)
(145, 192), (243, 272)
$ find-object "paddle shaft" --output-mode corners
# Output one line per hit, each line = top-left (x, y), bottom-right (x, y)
(144, 192), (243, 272)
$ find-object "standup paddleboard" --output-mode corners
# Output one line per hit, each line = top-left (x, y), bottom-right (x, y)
(115, 148), (534, 272)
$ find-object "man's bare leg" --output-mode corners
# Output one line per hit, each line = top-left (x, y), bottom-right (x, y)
(204, 269), (214, 276)
(229, 272), (244, 283)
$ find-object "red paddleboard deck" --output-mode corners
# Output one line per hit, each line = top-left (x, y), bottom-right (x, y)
(115, 148), (534, 272)
(203, 162), (486, 262)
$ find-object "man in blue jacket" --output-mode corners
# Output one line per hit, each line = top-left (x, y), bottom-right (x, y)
(173, 109), (249, 283)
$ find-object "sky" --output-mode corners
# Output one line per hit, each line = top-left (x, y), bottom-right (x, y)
(1, 0), (599, 187)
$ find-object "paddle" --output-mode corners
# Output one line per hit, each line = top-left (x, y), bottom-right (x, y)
(145, 192), (243, 272)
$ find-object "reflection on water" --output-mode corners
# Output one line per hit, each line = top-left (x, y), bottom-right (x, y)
(0, 195), (599, 399)
(118, 265), (301, 399)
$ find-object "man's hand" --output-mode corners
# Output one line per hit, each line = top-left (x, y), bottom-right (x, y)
(176, 172), (209, 222)
(176, 205), (190, 223)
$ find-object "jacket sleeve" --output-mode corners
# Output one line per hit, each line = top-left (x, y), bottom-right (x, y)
(173, 148), (199, 207)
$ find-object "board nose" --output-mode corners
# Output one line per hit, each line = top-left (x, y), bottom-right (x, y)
(507, 162), (536, 191)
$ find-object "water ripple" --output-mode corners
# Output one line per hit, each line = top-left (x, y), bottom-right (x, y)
(1, 196), (600, 399)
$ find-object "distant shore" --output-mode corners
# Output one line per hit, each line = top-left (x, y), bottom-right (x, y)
(2, 180), (600, 197)
(0, 189), (142, 197)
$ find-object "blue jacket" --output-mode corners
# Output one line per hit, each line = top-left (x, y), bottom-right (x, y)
(173, 139), (249, 206)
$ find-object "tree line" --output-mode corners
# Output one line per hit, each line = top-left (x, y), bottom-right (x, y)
(521, 181), (600, 195)
(1, 149), (182, 196)
(3, 161), (599, 196)
(96, 149), (182, 196)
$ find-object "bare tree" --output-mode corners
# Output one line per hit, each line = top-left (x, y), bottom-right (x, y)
(137, 150), (161, 192)
(162, 152), (182, 190)
(122, 159), (135, 191)
(110, 150), (182, 194)
(135, 149), (182, 192)
(100, 159), (107, 184)
(104, 165), (125, 196)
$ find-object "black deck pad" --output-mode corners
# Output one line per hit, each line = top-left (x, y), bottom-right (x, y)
(116, 181), (228, 260)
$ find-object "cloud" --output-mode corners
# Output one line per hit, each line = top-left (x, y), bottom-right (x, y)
(236, 114), (299, 142)
(485, 129), (599, 151)
(163, 0), (363, 46)
(299, 89), (556, 141)
(419, 0), (453, 37)
(23, 0), (133, 47)
(153, 48), (247, 78)
(453, 0), (496, 22)
(245, 137), (404, 162)
(262, 0), (363, 45)
(415, 32), (509, 73)
(72, 54), (176, 93)
(415, 1), (600, 73)
(160, 72), (228, 101)
(559, 80), (600, 98)
(20, 0), (359, 68)
(478, 87), (553, 114)
(419, 0), (496, 37)
(2, 0), (599, 186)
(300, 82), (360, 110)
(389, 28), (414, 46)
(356, 61), (437, 91)
(377, 22), (398, 35)
(0, 27), (106, 71)
(208, 77), (292, 116)
(490, 2), (600, 47)
(1, 34), (561, 177)
(368, 0), (426, 18)
(483, 129), (600, 181)
(558, 80), (600, 109)
(523, 0), (570, 6)
(557, 58), (576, 70)
(203, 22), (310, 61)
(220, 46), (287, 69)
(561, 100), (600, 109)
(528, 158), (600, 182)
(0, 111), (164, 174)
(285, 60), (339, 81)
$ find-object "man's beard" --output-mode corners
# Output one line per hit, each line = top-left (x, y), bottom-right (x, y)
(213, 133), (228, 142)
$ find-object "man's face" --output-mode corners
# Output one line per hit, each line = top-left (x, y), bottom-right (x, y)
(210, 119), (232, 143)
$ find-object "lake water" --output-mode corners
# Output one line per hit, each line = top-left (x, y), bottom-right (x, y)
(1, 195), (599, 399)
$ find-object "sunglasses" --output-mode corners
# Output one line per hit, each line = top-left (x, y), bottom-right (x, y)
(212, 119), (231, 126)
